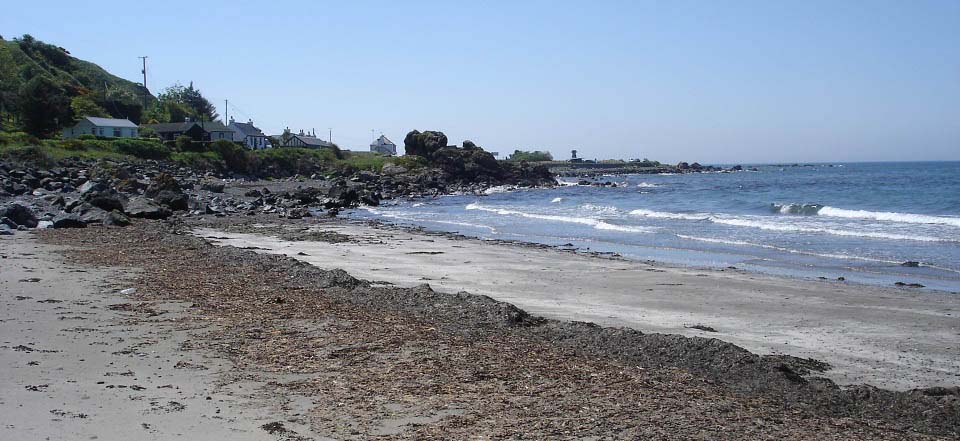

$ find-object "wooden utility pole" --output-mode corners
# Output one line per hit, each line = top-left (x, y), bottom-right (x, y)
(138, 56), (149, 110)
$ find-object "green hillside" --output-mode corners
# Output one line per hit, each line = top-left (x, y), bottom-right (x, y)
(0, 34), (156, 135)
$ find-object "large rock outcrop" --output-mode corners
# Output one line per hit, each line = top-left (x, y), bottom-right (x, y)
(402, 130), (555, 187)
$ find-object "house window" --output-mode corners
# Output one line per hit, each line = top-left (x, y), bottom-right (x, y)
(98, 128), (104, 136)
(113, 128), (121, 137)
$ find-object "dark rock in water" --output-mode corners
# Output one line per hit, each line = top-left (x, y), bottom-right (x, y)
(326, 181), (359, 208)
(201, 180), (225, 193)
(901, 261), (921, 267)
(360, 192), (380, 207)
(52, 214), (86, 229)
(894, 281), (925, 288)
(125, 197), (172, 220)
(0, 203), (38, 228)
(403, 130), (448, 158)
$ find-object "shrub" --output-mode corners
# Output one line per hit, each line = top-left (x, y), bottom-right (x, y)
(393, 155), (428, 170)
(0, 131), (40, 146)
(77, 134), (97, 140)
(60, 138), (86, 151)
(112, 138), (170, 160)
(175, 135), (198, 152)
(0, 145), (53, 166)
(209, 139), (249, 172)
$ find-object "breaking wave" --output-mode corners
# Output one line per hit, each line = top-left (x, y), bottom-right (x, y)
(772, 203), (960, 227)
(466, 203), (652, 234)
(817, 207), (960, 228)
(631, 208), (948, 242)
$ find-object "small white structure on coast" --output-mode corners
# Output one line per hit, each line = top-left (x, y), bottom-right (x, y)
(370, 134), (396, 156)
(62, 116), (139, 139)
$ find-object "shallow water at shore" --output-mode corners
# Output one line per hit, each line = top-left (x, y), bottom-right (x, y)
(353, 162), (960, 292)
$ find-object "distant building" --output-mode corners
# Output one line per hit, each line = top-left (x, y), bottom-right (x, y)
(228, 117), (270, 149)
(282, 130), (335, 149)
(369, 135), (396, 156)
(141, 120), (234, 142)
(62, 117), (139, 139)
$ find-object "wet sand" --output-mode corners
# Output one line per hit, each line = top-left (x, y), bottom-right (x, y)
(198, 222), (960, 391)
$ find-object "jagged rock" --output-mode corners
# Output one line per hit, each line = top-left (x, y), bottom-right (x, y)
(201, 180), (226, 193)
(381, 163), (408, 176)
(244, 189), (263, 198)
(125, 197), (172, 220)
(154, 190), (189, 211)
(77, 180), (106, 197)
(403, 130), (448, 158)
(0, 204), (38, 228)
(103, 210), (131, 227)
(325, 181), (360, 208)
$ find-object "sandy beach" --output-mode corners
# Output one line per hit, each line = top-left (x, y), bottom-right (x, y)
(199, 220), (960, 391)
(0, 234), (316, 440)
(1, 218), (957, 439)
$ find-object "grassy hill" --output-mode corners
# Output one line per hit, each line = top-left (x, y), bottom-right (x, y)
(0, 34), (156, 132)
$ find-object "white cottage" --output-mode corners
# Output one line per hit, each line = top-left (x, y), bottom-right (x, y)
(228, 117), (270, 149)
(62, 117), (139, 139)
(369, 135), (396, 156)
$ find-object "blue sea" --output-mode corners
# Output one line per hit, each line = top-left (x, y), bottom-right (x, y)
(352, 162), (960, 292)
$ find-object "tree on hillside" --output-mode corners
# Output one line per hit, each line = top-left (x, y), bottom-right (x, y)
(19, 75), (71, 137)
(70, 94), (108, 118)
(144, 82), (218, 123)
(0, 44), (19, 121)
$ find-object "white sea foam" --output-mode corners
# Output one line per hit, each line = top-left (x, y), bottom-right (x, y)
(483, 185), (515, 195)
(466, 203), (652, 233)
(817, 206), (960, 228)
(580, 204), (620, 215)
(551, 197), (564, 203)
(675, 234), (905, 264)
(636, 182), (658, 188)
(629, 209), (709, 221)
(630, 208), (949, 242)
(711, 217), (945, 242)
(557, 179), (579, 186)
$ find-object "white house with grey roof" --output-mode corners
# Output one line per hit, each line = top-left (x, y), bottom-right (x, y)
(370, 134), (397, 156)
(62, 117), (139, 139)
(228, 117), (270, 149)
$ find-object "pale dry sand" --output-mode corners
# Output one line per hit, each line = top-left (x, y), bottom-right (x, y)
(0, 234), (318, 440)
(198, 222), (960, 391)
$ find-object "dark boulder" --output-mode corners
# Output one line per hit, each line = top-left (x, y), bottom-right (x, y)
(52, 214), (86, 229)
(84, 190), (127, 213)
(0, 203), (38, 228)
(325, 180), (360, 208)
(403, 130), (448, 158)
(154, 190), (189, 211)
(201, 180), (226, 193)
(103, 210), (132, 227)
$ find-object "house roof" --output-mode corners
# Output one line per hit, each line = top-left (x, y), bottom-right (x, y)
(141, 122), (195, 133)
(292, 135), (333, 147)
(142, 121), (233, 133)
(83, 117), (138, 128)
(373, 135), (395, 146)
(230, 121), (266, 137)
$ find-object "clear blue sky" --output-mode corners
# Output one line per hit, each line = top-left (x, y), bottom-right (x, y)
(3, 0), (958, 163)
